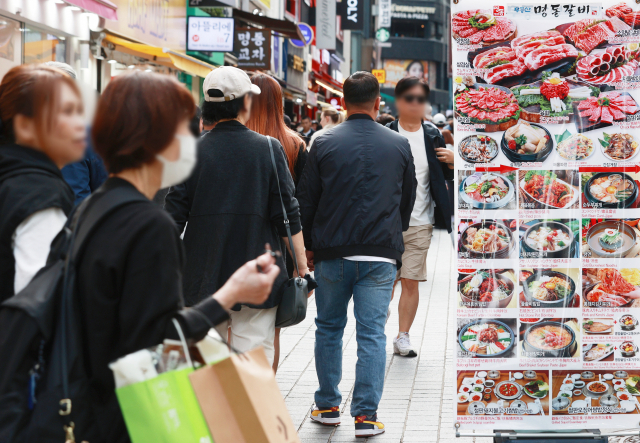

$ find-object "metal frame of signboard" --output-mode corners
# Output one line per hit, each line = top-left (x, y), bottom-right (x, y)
(455, 425), (640, 440)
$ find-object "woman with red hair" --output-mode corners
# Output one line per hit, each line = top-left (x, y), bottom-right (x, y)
(246, 73), (309, 372)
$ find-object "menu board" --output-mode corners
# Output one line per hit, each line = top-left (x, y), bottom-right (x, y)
(452, 0), (640, 429)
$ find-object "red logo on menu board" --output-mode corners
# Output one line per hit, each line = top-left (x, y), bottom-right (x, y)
(493, 6), (505, 16)
(192, 35), (200, 42)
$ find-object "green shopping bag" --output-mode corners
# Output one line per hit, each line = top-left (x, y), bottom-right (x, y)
(116, 367), (212, 443)
(113, 319), (214, 443)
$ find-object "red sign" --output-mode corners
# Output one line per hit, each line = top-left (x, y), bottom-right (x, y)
(493, 5), (505, 16)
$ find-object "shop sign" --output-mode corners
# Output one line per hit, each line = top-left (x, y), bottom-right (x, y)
(391, 4), (436, 21)
(287, 53), (306, 73)
(372, 69), (386, 84)
(375, 28), (390, 42)
(306, 90), (317, 106)
(341, 0), (364, 31)
(315, 0), (336, 50)
(234, 28), (271, 70)
(290, 23), (314, 48)
(186, 17), (234, 52)
(452, 0), (640, 433)
(381, 59), (429, 88)
(378, 0), (392, 28)
(106, 0), (187, 49)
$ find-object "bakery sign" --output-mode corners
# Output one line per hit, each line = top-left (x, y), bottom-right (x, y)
(234, 28), (271, 70)
(391, 4), (436, 21)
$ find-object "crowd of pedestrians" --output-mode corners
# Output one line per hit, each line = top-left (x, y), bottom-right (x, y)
(0, 62), (453, 442)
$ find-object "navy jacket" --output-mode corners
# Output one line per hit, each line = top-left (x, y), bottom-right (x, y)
(387, 120), (453, 233)
(296, 114), (417, 267)
(61, 144), (108, 205)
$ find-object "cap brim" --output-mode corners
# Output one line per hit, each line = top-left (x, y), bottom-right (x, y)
(250, 84), (261, 95)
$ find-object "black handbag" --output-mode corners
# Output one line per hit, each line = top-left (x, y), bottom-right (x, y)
(267, 136), (309, 328)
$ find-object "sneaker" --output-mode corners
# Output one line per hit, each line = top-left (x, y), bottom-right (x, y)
(393, 332), (417, 357)
(310, 406), (341, 425)
(354, 414), (385, 437)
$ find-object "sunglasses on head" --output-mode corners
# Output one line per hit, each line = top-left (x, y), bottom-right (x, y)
(401, 94), (427, 104)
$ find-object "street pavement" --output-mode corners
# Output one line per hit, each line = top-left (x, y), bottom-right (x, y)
(276, 228), (491, 443)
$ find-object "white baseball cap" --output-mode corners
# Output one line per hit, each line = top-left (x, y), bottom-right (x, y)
(203, 66), (261, 102)
(432, 113), (447, 125)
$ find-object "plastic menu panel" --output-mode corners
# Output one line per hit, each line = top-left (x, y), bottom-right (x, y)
(452, 0), (640, 429)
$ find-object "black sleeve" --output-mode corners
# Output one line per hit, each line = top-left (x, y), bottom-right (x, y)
(436, 132), (454, 181)
(164, 182), (190, 233)
(400, 143), (417, 232)
(117, 216), (228, 348)
(269, 139), (302, 237)
(296, 141), (322, 250)
(293, 143), (308, 189)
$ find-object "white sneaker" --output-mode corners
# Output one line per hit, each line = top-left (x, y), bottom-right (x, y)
(393, 332), (417, 357)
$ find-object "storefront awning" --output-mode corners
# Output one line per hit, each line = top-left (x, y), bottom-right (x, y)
(103, 34), (217, 78)
(313, 72), (344, 97)
(65, 0), (118, 20)
(231, 10), (304, 40)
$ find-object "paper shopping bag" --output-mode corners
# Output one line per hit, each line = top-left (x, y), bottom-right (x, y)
(116, 367), (213, 443)
(189, 347), (300, 443)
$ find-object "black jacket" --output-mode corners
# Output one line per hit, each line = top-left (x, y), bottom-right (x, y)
(164, 121), (301, 309)
(0, 144), (74, 302)
(297, 114), (417, 266)
(387, 120), (453, 233)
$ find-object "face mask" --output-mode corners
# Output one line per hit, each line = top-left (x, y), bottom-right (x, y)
(156, 134), (197, 188)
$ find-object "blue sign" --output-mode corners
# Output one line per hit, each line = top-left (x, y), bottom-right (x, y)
(289, 23), (313, 47)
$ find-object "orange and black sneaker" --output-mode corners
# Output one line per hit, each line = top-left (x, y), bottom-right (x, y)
(309, 406), (341, 425)
(354, 414), (385, 437)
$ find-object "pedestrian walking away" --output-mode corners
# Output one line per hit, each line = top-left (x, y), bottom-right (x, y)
(0, 65), (84, 303)
(164, 67), (308, 365)
(387, 76), (454, 358)
(297, 71), (417, 438)
(307, 107), (343, 150)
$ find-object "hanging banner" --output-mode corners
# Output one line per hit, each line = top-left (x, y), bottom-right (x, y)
(452, 0), (640, 431)
(316, 0), (337, 49)
(378, 0), (392, 28)
(235, 28), (271, 70)
(341, 0), (364, 30)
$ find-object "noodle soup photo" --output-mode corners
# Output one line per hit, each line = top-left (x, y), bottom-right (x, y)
(519, 219), (580, 259)
(458, 269), (517, 309)
(459, 170), (517, 210)
(458, 219), (517, 260)
(582, 219), (639, 259)
(519, 268), (580, 308)
(457, 318), (517, 359)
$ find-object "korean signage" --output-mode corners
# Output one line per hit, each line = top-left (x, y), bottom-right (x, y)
(372, 69), (386, 84)
(234, 28), (271, 70)
(315, 0), (336, 50)
(341, 0), (364, 30)
(287, 53), (306, 73)
(378, 0), (392, 28)
(452, 0), (640, 431)
(187, 17), (234, 52)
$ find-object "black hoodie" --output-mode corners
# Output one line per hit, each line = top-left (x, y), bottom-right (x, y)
(0, 144), (74, 301)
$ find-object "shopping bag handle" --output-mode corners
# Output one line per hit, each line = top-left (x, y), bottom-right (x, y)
(171, 318), (194, 368)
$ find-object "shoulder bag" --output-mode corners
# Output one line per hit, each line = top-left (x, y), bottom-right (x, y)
(266, 136), (308, 328)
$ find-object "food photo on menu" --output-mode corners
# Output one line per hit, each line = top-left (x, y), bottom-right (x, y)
(458, 170), (517, 209)
(519, 219), (580, 259)
(551, 370), (640, 415)
(582, 318), (615, 335)
(518, 170), (580, 210)
(457, 318), (517, 358)
(582, 268), (640, 308)
(617, 338), (639, 360)
(581, 171), (640, 208)
(457, 369), (550, 416)
(457, 269), (517, 309)
(583, 343), (616, 362)
(519, 318), (581, 359)
(518, 268), (580, 308)
(582, 219), (640, 258)
(457, 219), (517, 259)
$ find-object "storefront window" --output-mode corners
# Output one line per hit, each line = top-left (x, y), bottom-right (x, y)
(285, 0), (298, 21)
(23, 27), (67, 65)
(0, 16), (22, 79)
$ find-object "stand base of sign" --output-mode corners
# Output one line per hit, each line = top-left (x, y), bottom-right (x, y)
(454, 426), (640, 440)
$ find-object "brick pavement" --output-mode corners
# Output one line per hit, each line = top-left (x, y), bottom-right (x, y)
(276, 229), (492, 443)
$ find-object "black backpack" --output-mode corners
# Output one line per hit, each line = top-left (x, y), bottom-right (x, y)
(0, 184), (147, 443)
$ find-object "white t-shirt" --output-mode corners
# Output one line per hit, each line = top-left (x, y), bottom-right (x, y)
(12, 207), (67, 293)
(398, 122), (434, 226)
(344, 256), (397, 265)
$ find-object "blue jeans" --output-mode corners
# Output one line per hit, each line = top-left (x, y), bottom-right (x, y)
(314, 258), (396, 417)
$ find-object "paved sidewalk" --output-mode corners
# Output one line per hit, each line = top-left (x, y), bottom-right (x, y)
(276, 229), (491, 443)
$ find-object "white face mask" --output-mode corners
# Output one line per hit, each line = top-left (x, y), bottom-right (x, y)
(156, 134), (197, 188)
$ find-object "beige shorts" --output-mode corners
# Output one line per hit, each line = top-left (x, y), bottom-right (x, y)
(397, 224), (434, 282)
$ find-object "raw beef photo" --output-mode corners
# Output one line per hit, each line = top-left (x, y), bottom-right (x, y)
(576, 45), (639, 84)
(485, 60), (528, 84)
(523, 44), (579, 70)
(453, 10), (517, 45)
(577, 91), (639, 124)
(563, 17), (631, 54)
(606, 1), (633, 18)
(455, 86), (520, 125)
(473, 47), (517, 69)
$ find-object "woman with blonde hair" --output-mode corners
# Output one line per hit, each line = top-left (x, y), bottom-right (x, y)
(308, 107), (343, 149)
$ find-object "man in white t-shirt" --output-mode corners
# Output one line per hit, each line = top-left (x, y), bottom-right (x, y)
(387, 76), (454, 357)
